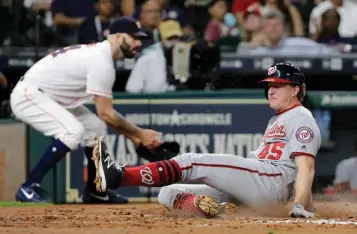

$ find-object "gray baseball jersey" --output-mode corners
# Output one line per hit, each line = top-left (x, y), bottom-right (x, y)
(256, 104), (321, 168)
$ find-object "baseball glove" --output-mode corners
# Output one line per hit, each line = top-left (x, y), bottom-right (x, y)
(136, 141), (180, 162)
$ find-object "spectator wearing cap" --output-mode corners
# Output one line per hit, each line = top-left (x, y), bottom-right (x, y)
(78, 0), (116, 44)
(125, 20), (182, 93)
(242, 3), (264, 42)
(237, 3), (267, 53)
(309, 0), (357, 38)
(247, 9), (340, 55)
(204, 0), (240, 43)
(158, 0), (195, 36)
(51, 0), (96, 45)
(232, 0), (258, 26)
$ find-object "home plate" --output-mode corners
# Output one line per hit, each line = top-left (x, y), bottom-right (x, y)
(253, 219), (357, 225)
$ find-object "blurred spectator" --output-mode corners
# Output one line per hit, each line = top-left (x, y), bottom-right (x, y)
(258, 0), (304, 36)
(79, 0), (115, 43)
(204, 0), (240, 43)
(134, 0), (194, 36)
(312, 8), (352, 45)
(125, 20), (182, 93)
(0, 1), (13, 46)
(309, 0), (357, 38)
(237, 3), (267, 53)
(185, 0), (212, 37)
(51, 0), (96, 45)
(293, 0), (321, 35)
(246, 10), (340, 55)
(24, 0), (53, 27)
(232, 0), (257, 26)
(138, 0), (162, 40)
(121, 0), (136, 16)
(23, 0), (65, 47)
(242, 3), (264, 43)
(158, 0), (195, 35)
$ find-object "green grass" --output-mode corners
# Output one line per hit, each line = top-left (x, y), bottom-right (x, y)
(0, 201), (54, 207)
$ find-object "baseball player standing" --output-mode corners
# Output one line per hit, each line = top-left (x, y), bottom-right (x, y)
(92, 63), (321, 218)
(10, 17), (163, 203)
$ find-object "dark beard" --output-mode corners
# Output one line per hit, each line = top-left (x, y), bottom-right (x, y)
(120, 39), (136, 59)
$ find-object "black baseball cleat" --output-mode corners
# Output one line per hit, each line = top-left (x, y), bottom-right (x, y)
(82, 186), (129, 204)
(92, 137), (125, 192)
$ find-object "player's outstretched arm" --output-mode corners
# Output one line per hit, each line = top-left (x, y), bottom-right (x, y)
(94, 95), (163, 149)
(289, 155), (315, 218)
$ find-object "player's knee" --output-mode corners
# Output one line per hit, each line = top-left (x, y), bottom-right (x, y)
(172, 153), (199, 167)
(60, 124), (85, 150)
(158, 185), (175, 208)
(81, 118), (107, 147)
(158, 185), (184, 208)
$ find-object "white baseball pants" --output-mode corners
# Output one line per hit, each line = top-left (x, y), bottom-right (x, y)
(10, 80), (106, 150)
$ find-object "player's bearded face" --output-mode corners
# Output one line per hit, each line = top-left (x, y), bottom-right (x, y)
(119, 35), (142, 59)
(267, 83), (299, 111)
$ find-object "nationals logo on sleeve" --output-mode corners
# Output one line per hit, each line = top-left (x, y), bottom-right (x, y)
(296, 126), (314, 143)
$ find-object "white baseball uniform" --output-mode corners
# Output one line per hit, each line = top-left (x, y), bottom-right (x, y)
(158, 104), (321, 207)
(10, 41), (115, 150)
(333, 156), (357, 190)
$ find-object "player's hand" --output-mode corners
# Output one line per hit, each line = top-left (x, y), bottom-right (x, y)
(289, 203), (315, 218)
(137, 129), (163, 149)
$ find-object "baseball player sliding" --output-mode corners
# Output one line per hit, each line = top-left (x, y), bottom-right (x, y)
(92, 63), (321, 218)
(10, 17), (163, 203)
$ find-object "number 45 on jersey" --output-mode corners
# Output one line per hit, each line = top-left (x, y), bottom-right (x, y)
(258, 142), (286, 160)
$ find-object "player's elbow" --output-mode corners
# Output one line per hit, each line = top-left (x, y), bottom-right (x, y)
(295, 155), (315, 171)
(297, 163), (314, 174)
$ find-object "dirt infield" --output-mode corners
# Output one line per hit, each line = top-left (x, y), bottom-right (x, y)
(1, 201), (357, 234)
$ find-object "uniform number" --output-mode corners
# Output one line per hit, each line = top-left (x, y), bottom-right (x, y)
(51, 45), (82, 57)
(258, 142), (286, 160)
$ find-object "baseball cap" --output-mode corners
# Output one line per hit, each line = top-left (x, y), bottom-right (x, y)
(159, 20), (183, 40)
(244, 3), (261, 19)
(109, 16), (147, 37)
(259, 63), (305, 85)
